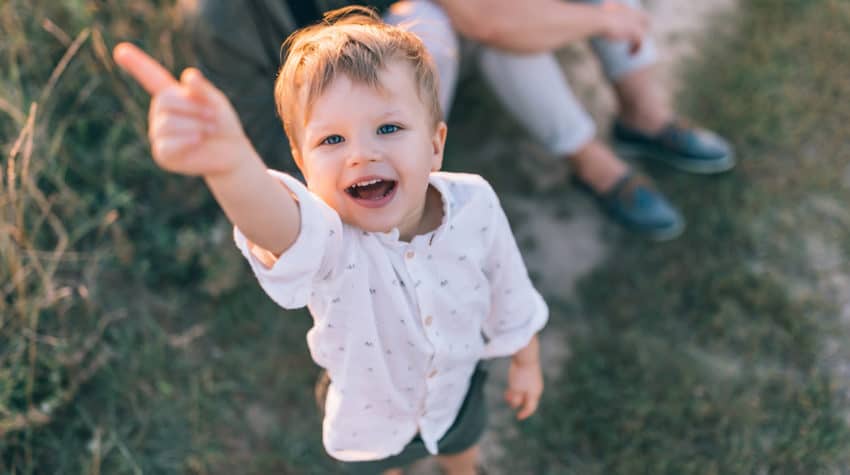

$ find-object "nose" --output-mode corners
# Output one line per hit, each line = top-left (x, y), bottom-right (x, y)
(344, 135), (382, 167)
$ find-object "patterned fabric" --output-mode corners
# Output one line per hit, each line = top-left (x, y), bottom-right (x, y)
(234, 171), (548, 461)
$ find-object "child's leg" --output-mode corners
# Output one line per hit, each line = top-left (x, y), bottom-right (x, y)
(435, 444), (480, 475)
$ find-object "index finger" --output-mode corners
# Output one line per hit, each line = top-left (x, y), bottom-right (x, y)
(113, 42), (178, 95)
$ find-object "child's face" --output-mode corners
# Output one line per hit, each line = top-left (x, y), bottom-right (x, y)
(295, 60), (447, 238)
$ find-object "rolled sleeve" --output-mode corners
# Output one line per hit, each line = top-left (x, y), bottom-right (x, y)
(233, 171), (343, 309)
(480, 187), (549, 359)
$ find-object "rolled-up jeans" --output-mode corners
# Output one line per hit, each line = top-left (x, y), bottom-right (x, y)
(384, 0), (658, 156)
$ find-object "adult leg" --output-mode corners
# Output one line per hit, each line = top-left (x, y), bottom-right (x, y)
(188, 0), (298, 170)
(613, 65), (672, 134)
(579, 0), (671, 133)
(384, 0), (461, 117)
(585, 0), (734, 173)
(388, 0), (627, 191)
(475, 48), (628, 191)
(476, 47), (683, 239)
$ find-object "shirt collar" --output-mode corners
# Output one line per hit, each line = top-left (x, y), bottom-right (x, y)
(423, 173), (452, 246)
(373, 173), (452, 247)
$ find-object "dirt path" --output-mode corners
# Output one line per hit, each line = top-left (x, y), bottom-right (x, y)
(410, 1), (739, 473)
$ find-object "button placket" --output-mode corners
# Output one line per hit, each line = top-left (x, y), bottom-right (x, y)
(404, 245), (431, 332)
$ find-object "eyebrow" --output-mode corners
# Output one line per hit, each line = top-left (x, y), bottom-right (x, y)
(377, 109), (404, 119)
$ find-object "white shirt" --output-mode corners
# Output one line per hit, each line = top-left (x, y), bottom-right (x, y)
(234, 171), (548, 462)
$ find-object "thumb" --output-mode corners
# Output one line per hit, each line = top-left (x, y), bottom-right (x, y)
(181, 68), (227, 107)
(504, 390), (523, 409)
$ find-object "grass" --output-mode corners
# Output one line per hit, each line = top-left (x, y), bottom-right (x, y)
(2, 0), (850, 473)
(450, 1), (850, 473)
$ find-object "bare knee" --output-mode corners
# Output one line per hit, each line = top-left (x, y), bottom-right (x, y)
(435, 444), (480, 475)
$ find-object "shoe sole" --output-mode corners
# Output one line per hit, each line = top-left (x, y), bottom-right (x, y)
(614, 142), (737, 175)
(641, 219), (686, 242)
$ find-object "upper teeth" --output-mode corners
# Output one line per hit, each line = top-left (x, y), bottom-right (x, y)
(352, 179), (382, 188)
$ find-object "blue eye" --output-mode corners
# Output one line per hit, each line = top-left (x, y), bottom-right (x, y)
(377, 124), (400, 135)
(321, 135), (344, 145)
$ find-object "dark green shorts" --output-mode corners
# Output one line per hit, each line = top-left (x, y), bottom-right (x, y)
(335, 364), (489, 474)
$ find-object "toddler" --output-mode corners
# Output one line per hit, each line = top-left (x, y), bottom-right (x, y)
(113, 6), (547, 474)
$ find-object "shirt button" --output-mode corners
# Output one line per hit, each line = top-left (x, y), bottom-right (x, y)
(424, 315), (433, 326)
(428, 369), (438, 378)
(406, 250), (415, 259)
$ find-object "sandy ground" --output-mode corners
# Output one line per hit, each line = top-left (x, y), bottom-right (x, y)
(409, 1), (739, 473)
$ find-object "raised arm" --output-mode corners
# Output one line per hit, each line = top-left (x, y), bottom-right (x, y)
(113, 43), (300, 255)
(435, 0), (649, 54)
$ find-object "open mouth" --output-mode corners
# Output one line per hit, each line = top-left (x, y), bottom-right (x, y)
(345, 178), (397, 201)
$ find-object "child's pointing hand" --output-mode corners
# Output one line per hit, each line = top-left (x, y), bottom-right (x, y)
(113, 42), (251, 177)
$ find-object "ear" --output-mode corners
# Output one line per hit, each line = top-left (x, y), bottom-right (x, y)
(429, 121), (447, 172)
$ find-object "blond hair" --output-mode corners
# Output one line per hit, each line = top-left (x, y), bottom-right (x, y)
(274, 6), (442, 162)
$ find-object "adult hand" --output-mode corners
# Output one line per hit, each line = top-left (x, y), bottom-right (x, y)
(599, 0), (650, 54)
(113, 42), (251, 177)
(505, 357), (544, 420)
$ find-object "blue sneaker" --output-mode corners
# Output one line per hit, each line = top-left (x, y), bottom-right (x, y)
(573, 170), (685, 241)
(613, 119), (735, 174)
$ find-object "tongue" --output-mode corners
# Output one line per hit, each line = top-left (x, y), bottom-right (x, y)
(354, 181), (393, 200)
